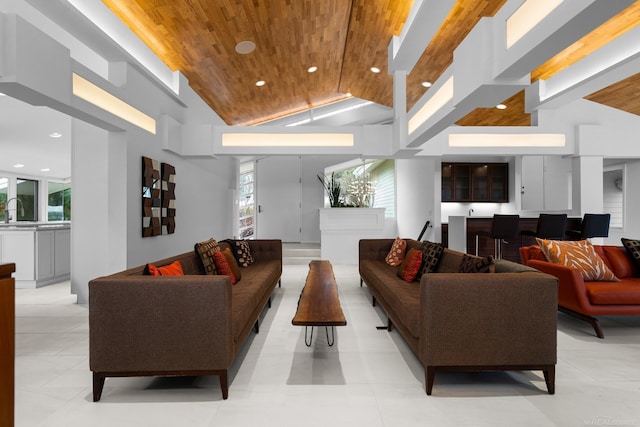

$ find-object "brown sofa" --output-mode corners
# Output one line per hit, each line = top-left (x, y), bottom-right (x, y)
(89, 239), (282, 401)
(359, 238), (558, 395)
(521, 244), (640, 338)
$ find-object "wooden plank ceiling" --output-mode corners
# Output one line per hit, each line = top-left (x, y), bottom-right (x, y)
(103, 0), (640, 127)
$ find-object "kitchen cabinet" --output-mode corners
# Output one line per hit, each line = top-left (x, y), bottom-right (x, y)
(442, 163), (508, 202)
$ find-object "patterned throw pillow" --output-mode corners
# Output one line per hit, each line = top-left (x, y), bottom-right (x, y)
(213, 250), (237, 285)
(385, 237), (407, 266)
(458, 254), (495, 273)
(417, 240), (444, 279)
(397, 248), (423, 282)
(145, 260), (184, 276)
(621, 238), (640, 268)
(536, 238), (619, 281)
(195, 238), (220, 275)
(230, 240), (254, 267)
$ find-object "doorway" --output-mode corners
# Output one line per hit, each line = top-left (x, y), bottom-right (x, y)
(256, 156), (302, 242)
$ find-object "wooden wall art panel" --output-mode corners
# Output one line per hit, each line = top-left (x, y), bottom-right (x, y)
(161, 162), (176, 235)
(142, 156), (161, 237)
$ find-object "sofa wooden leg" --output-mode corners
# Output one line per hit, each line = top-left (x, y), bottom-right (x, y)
(254, 319), (260, 334)
(387, 317), (393, 332)
(93, 372), (105, 402)
(543, 366), (555, 394)
(268, 297), (272, 309)
(425, 367), (435, 395)
(278, 279), (282, 288)
(372, 296), (376, 307)
(220, 370), (229, 400)
(360, 278), (363, 287)
(558, 306), (604, 338)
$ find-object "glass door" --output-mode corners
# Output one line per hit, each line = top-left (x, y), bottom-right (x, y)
(238, 162), (255, 239)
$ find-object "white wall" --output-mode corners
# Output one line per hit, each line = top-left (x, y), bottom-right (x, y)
(395, 158), (439, 241)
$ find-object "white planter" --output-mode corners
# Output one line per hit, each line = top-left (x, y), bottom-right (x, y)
(319, 208), (385, 264)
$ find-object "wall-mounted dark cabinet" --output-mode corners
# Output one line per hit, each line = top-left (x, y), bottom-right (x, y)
(442, 162), (508, 202)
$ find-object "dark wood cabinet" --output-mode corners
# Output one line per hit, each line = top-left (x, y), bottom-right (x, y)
(442, 162), (508, 202)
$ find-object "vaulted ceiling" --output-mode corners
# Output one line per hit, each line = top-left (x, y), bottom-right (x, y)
(101, 1), (639, 127)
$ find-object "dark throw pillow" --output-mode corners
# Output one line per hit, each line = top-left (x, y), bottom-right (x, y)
(228, 239), (254, 267)
(417, 240), (444, 279)
(458, 254), (495, 273)
(621, 238), (640, 268)
(195, 238), (220, 275)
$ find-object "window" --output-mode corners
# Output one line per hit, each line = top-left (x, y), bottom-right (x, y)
(48, 182), (71, 221)
(325, 159), (396, 218)
(0, 178), (7, 223)
(239, 162), (255, 239)
(16, 178), (38, 221)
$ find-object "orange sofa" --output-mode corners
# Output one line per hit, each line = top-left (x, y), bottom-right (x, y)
(520, 244), (640, 338)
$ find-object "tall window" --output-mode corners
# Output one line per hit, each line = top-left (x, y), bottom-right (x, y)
(16, 178), (38, 221)
(0, 178), (7, 223)
(239, 162), (255, 239)
(48, 182), (72, 221)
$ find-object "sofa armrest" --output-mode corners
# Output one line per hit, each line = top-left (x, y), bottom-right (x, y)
(89, 275), (233, 373)
(419, 272), (557, 367)
(526, 259), (592, 313)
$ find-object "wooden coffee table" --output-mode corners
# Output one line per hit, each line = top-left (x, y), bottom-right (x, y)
(292, 260), (347, 346)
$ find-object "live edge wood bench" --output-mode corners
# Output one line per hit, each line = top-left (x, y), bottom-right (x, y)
(292, 260), (347, 346)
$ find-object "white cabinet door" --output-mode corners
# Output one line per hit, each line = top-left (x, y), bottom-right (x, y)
(36, 230), (55, 281)
(54, 228), (71, 276)
(1, 231), (35, 281)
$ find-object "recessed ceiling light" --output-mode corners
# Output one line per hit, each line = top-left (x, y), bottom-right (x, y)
(370, 67), (381, 73)
(0, 93), (6, 96)
(422, 81), (432, 88)
(41, 168), (50, 172)
(307, 66), (318, 73)
(235, 40), (256, 54)
(255, 80), (266, 87)
(496, 104), (507, 109)
(13, 163), (24, 168)
(49, 132), (62, 138)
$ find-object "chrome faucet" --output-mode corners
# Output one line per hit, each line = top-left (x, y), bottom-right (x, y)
(4, 197), (24, 223)
(468, 208), (474, 216)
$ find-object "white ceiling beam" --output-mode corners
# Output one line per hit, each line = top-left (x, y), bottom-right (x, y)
(526, 26), (640, 111)
(387, 0), (456, 74)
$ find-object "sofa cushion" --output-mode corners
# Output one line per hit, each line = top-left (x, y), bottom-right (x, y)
(223, 248), (242, 282)
(213, 250), (237, 285)
(586, 278), (640, 305)
(417, 241), (444, 279)
(361, 259), (420, 338)
(458, 254), (495, 273)
(145, 260), (184, 276)
(385, 237), (407, 267)
(397, 248), (423, 282)
(600, 245), (640, 279)
(195, 238), (220, 275)
(621, 238), (640, 270)
(536, 238), (619, 282)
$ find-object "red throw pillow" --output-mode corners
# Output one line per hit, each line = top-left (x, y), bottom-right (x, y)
(222, 247), (241, 283)
(397, 248), (423, 282)
(213, 250), (237, 285)
(147, 260), (184, 276)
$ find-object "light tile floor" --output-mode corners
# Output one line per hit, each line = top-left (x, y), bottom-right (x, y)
(14, 265), (640, 427)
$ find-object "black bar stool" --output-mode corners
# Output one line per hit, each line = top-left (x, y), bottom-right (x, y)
(566, 213), (610, 240)
(520, 213), (568, 245)
(475, 214), (520, 259)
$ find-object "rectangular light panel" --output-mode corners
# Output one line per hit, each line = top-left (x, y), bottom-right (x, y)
(506, 0), (564, 48)
(221, 133), (354, 147)
(449, 133), (566, 147)
(408, 76), (454, 135)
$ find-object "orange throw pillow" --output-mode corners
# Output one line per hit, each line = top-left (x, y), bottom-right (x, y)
(385, 237), (407, 266)
(213, 250), (237, 285)
(147, 260), (184, 276)
(536, 238), (619, 281)
(397, 248), (423, 282)
(222, 247), (241, 283)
